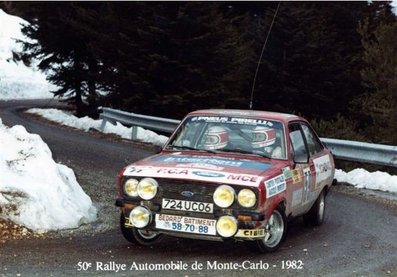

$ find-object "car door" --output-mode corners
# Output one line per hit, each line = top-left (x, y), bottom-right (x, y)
(300, 122), (334, 193)
(290, 121), (334, 216)
(287, 122), (315, 216)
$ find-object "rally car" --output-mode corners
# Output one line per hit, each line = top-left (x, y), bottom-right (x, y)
(115, 109), (335, 252)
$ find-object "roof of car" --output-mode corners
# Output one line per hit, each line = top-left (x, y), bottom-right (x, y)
(187, 109), (305, 123)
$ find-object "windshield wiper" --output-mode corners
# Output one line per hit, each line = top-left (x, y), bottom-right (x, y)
(251, 150), (272, 159)
(167, 145), (216, 153)
(167, 145), (198, 151)
(218, 148), (253, 155)
(219, 148), (272, 158)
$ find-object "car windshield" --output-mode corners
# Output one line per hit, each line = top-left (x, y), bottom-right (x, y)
(166, 115), (287, 159)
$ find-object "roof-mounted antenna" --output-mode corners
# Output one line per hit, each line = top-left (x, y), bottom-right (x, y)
(249, 1), (281, 110)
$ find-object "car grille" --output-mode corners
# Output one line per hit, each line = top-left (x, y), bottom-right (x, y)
(156, 179), (215, 203)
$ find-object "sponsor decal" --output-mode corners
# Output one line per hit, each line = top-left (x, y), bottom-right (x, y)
(190, 116), (273, 126)
(153, 155), (271, 171)
(155, 214), (217, 235)
(192, 171), (225, 178)
(235, 229), (266, 238)
(124, 217), (134, 227)
(302, 167), (312, 204)
(124, 166), (263, 187)
(227, 174), (259, 183)
(313, 155), (332, 184)
(191, 116), (229, 123)
(292, 169), (303, 184)
(282, 167), (292, 179)
(157, 168), (189, 175)
(175, 163), (224, 171)
(291, 189), (303, 207)
(125, 166), (146, 175)
(265, 174), (286, 198)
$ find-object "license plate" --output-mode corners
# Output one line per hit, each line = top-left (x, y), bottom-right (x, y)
(162, 198), (213, 213)
(155, 214), (217, 235)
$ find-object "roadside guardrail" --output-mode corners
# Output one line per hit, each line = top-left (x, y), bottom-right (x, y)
(100, 107), (180, 140)
(320, 138), (397, 167)
(100, 107), (397, 167)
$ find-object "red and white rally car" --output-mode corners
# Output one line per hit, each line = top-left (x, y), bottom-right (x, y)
(116, 109), (335, 252)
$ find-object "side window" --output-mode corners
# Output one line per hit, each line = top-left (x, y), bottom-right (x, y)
(173, 121), (204, 147)
(289, 124), (308, 163)
(301, 124), (323, 155)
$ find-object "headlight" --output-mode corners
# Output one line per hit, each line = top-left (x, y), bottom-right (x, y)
(237, 189), (256, 208)
(138, 178), (158, 200)
(129, 206), (151, 228)
(213, 185), (235, 208)
(216, 216), (238, 237)
(124, 178), (139, 197)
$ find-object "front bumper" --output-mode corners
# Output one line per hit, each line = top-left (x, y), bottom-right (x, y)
(116, 198), (266, 241)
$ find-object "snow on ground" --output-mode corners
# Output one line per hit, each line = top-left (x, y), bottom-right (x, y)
(27, 108), (169, 146)
(0, 9), (166, 232)
(0, 119), (97, 231)
(335, 169), (397, 193)
(0, 9), (54, 100)
(0, 9), (97, 232)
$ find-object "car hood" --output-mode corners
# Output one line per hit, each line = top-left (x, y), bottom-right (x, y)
(123, 152), (283, 187)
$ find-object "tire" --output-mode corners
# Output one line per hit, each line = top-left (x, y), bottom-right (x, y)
(303, 190), (326, 227)
(120, 213), (162, 246)
(245, 208), (287, 253)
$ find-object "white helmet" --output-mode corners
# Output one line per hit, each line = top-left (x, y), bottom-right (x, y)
(251, 126), (276, 148)
(203, 126), (228, 150)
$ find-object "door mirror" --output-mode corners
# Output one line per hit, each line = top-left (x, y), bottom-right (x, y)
(153, 145), (163, 154)
(293, 151), (309, 164)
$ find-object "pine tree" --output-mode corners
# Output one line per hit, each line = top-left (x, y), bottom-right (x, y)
(357, 18), (397, 144)
(8, 2), (253, 119)
(273, 2), (369, 119)
(5, 2), (104, 116)
(90, 2), (254, 118)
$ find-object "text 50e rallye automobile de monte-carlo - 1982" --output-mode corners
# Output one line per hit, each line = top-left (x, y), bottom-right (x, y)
(115, 109), (335, 252)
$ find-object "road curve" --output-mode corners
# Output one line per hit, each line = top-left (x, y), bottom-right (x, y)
(0, 100), (396, 277)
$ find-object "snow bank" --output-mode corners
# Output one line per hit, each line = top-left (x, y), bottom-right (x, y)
(27, 108), (169, 146)
(0, 9), (54, 100)
(0, 118), (97, 231)
(335, 169), (397, 193)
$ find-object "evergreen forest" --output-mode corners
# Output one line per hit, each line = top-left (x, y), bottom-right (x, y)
(2, 1), (397, 150)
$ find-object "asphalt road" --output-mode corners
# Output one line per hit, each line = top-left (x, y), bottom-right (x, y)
(0, 100), (396, 277)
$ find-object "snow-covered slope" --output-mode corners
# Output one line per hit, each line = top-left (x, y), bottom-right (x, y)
(0, 9), (54, 100)
(27, 108), (169, 146)
(0, 119), (97, 231)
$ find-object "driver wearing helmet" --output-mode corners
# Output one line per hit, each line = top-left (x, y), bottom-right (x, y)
(203, 126), (229, 150)
(251, 126), (282, 158)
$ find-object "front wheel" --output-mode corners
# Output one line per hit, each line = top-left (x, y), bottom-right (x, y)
(245, 208), (287, 253)
(120, 213), (162, 246)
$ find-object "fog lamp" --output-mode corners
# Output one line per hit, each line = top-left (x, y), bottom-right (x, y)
(216, 216), (238, 238)
(129, 206), (151, 228)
